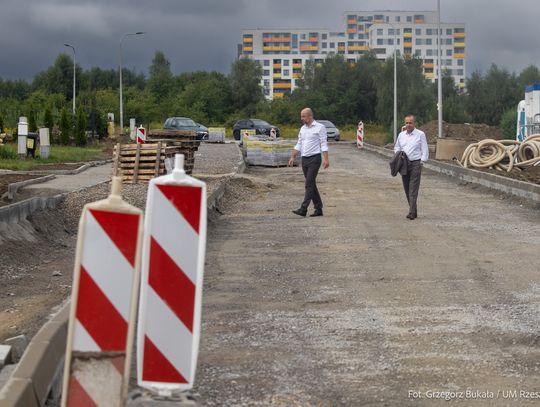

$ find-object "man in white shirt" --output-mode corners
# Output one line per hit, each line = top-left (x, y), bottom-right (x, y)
(288, 108), (330, 217)
(394, 115), (429, 220)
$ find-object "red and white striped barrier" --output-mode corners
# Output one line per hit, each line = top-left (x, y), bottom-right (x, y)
(357, 121), (364, 149)
(137, 125), (146, 144)
(137, 154), (207, 395)
(61, 177), (143, 407)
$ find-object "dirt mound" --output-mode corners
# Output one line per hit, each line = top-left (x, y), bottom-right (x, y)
(420, 121), (503, 144)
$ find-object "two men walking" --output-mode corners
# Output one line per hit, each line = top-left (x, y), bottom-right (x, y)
(288, 109), (427, 220)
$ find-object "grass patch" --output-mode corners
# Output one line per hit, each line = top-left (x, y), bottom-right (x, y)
(0, 143), (110, 171)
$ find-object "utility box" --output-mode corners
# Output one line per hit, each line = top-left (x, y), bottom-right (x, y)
(26, 132), (38, 158)
(130, 118), (136, 141)
(39, 128), (50, 159)
(17, 117), (28, 160)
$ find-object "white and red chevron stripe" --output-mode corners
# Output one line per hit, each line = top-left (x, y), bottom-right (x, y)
(138, 162), (207, 393)
(62, 187), (143, 407)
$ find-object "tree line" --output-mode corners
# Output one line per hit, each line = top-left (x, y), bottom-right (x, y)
(1, 50), (539, 143)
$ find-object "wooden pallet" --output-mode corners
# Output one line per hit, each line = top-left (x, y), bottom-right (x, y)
(113, 142), (166, 184)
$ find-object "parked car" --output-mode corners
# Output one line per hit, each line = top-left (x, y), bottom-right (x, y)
(163, 117), (199, 135)
(318, 120), (341, 141)
(195, 122), (209, 141)
(232, 118), (280, 140)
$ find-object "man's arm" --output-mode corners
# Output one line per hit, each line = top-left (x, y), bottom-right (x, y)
(322, 151), (329, 169)
(319, 124), (329, 169)
(394, 133), (402, 153)
(288, 130), (302, 167)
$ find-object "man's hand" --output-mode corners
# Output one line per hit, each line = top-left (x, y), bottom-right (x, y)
(322, 158), (329, 169)
(288, 157), (295, 167)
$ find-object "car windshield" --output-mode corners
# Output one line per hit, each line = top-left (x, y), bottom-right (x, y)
(318, 120), (335, 128)
(176, 118), (196, 126)
(251, 119), (270, 126)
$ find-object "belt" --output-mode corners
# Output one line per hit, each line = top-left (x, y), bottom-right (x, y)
(410, 159), (421, 162)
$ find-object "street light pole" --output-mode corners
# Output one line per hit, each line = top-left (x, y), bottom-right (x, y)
(437, 0), (443, 138)
(64, 44), (76, 115)
(388, 23), (398, 143)
(119, 32), (145, 134)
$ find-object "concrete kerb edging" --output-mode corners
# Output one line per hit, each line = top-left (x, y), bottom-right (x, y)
(0, 159), (112, 177)
(4, 175), (56, 201)
(0, 144), (246, 406)
(361, 142), (540, 203)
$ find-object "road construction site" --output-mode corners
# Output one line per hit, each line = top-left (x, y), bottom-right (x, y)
(0, 141), (539, 405)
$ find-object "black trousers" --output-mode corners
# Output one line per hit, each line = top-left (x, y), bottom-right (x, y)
(301, 154), (323, 211)
(401, 160), (422, 216)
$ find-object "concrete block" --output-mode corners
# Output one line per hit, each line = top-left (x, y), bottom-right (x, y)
(0, 345), (12, 367)
(0, 378), (39, 407)
(4, 335), (27, 361)
(12, 321), (66, 406)
(435, 138), (471, 161)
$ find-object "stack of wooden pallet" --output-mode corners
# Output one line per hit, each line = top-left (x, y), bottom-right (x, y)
(147, 129), (201, 175)
(112, 142), (166, 183)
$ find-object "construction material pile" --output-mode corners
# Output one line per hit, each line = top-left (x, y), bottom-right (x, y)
(243, 135), (298, 167)
(147, 129), (201, 175)
(459, 135), (540, 172)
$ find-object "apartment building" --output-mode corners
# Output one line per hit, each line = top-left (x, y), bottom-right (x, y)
(239, 10), (466, 99)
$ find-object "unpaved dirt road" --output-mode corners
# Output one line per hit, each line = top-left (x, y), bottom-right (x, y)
(194, 143), (540, 406)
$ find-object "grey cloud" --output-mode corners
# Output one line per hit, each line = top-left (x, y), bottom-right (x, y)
(0, 0), (540, 81)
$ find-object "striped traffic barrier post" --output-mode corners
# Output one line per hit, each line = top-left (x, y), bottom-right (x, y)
(357, 121), (364, 149)
(61, 177), (144, 407)
(137, 154), (207, 396)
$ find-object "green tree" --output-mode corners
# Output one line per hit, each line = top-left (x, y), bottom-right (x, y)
(32, 54), (80, 102)
(499, 108), (517, 139)
(59, 107), (71, 145)
(75, 105), (87, 146)
(0, 115), (4, 132)
(229, 57), (263, 114)
(147, 51), (174, 100)
(517, 65), (540, 91)
(43, 104), (54, 129)
(27, 106), (37, 132)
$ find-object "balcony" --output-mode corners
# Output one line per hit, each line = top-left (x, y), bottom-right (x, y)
(374, 19), (385, 24)
(243, 37), (253, 43)
(243, 46), (253, 52)
(309, 37), (319, 42)
(293, 73), (302, 78)
(273, 82), (292, 89)
(403, 33), (413, 38)
(348, 45), (369, 51)
(273, 92), (284, 98)
(454, 53), (465, 58)
(263, 46), (291, 51)
(292, 63), (302, 68)
(273, 73), (281, 78)
(454, 42), (465, 47)
(263, 37), (291, 42)
(424, 72), (434, 79)
(273, 63), (282, 68)
(347, 28), (357, 33)
(423, 63), (434, 68)
(347, 19), (357, 24)
(300, 45), (318, 51)
(453, 32), (465, 38)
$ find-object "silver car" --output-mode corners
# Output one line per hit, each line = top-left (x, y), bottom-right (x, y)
(318, 120), (340, 141)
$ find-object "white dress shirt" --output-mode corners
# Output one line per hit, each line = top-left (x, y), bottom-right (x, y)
(394, 128), (429, 162)
(294, 120), (329, 157)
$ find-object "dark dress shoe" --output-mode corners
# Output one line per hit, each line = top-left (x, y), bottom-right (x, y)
(292, 208), (307, 217)
(310, 209), (323, 217)
(406, 213), (417, 220)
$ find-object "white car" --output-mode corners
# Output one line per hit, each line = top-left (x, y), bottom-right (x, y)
(318, 120), (340, 141)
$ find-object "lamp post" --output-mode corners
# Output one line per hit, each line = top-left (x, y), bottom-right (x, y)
(437, 0), (443, 138)
(119, 32), (145, 134)
(64, 44), (76, 115)
(388, 23), (398, 143)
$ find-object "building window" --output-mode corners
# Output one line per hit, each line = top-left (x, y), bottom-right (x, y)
(263, 60), (270, 66)
(388, 38), (394, 45)
(446, 38), (452, 45)
(264, 80), (270, 87)
(283, 60), (289, 66)
(406, 16), (412, 22)
(426, 49), (433, 56)
(416, 38), (423, 45)
(322, 42), (327, 48)
(415, 50), (421, 56)
(426, 38), (432, 45)
(447, 49), (452, 56)
(446, 29), (452, 35)
(395, 16), (400, 22)
(377, 38), (384, 45)
(377, 28), (383, 35)
(415, 28), (422, 35)
(330, 42), (335, 48)
(263, 70), (270, 76)
(457, 69), (464, 76)
(301, 33), (306, 40)
(322, 33), (327, 39)
(426, 28), (433, 35)
(292, 34), (298, 48)
(458, 59), (464, 66)
(283, 69), (290, 76)
(349, 34), (355, 39)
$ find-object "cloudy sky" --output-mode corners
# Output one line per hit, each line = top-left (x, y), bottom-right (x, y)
(1, 0), (539, 81)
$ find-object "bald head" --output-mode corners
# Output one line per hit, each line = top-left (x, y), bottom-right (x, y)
(301, 108), (314, 126)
